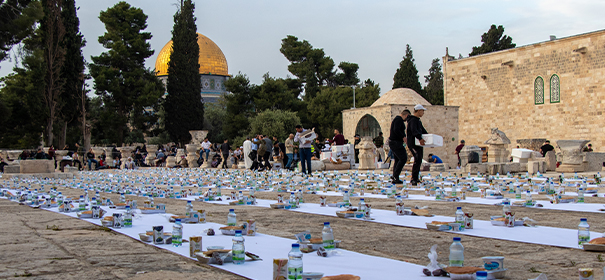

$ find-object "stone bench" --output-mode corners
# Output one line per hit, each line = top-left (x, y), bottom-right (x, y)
(20, 160), (54, 174)
(4, 165), (20, 174)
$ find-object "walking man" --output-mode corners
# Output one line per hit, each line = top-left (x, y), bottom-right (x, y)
(388, 109), (411, 184)
(294, 125), (316, 175)
(406, 104), (428, 186)
(221, 139), (231, 169)
(285, 134), (295, 169)
(373, 132), (385, 162)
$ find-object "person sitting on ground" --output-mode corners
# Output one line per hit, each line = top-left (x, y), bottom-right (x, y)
(86, 149), (98, 170)
(233, 147), (242, 165)
(124, 157), (136, 170)
(72, 152), (83, 171)
(427, 153), (443, 163)
(211, 154), (222, 168)
(134, 150), (144, 166)
(583, 144), (594, 152)
(35, 148), (47, 160)
(174, 155), (188, 168)
(97, 156), (108, 170)
(155, 149), (166, 167)
(539, 140), (555, 157)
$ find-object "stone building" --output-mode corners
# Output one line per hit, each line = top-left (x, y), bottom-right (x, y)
(155, 33), (230, 104)
(443, 29), (605, 151)
(342, 88), (460, 167)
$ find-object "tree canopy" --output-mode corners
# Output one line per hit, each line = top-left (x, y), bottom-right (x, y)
(164, 0), (204, 146)
(469, 24), (516, 56)
(0, 0), (42, 63)
(392, 44), (422, 94)
(423, 58), (444, 105)
(89, 1), (164, 145)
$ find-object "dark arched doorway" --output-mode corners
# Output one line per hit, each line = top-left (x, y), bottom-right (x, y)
(355, 114), (381, 138)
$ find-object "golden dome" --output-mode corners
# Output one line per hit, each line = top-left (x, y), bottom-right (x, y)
(155, 33), (228, 76)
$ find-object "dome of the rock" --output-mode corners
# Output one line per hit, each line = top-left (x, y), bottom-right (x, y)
(155, 33), (228, 77)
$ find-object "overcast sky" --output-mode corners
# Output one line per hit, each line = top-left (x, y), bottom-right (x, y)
(1, 0), (605, 96)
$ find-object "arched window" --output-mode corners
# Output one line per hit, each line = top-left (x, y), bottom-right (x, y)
(534, 76), (544, 105)
(355, 114), (382, 138)
(550, 74), (560, 103)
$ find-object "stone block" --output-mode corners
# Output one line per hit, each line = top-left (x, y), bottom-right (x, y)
(324, 162), (351, 171)
(298, 160), (325, 171)
(165, 156), (176, 168)
(527, 161), (539, 175)
(544, 151), (557, 171)
(4, 165), (20, 174)
(516, 139), (547, 152)
(505, 162), (520, 173)
(583, 152), (605, 172)
(486, 163), (506, 175)
(65, 166), (79, 173)
(429, 163), (449, 172)
(465, 163), (487, 174)
(20, 160), (54, 174)
(557, 163), (585, 173)
(519, 163), (528, 172)
(460, 145), (482, 167)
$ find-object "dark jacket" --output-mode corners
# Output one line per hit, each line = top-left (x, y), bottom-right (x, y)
(221, 143), (231, 154)
(406, 115), (427, 147)
(389, 115), (406, 142)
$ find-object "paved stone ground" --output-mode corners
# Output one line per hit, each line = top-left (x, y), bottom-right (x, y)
(3, 169), (605, 280)
(0, 199), (244, 280)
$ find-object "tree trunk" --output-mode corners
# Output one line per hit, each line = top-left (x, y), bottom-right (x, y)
(46, 113), (54, 146)
(58, 121), (67, 148)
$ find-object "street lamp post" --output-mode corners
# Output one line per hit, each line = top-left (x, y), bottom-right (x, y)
(339, 84), (358, 109)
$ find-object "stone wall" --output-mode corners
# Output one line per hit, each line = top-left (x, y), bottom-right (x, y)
(444, 29), (605, 152)
(342, 105), (459, 167)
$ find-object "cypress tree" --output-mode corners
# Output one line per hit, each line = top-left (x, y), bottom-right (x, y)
(165, 0), (204, 145)
(392, 44), (422, 94)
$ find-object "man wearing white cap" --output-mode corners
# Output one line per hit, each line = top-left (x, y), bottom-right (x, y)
(406, 104), (428, 186)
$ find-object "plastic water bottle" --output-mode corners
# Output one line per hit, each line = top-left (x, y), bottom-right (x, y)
(78, 195), (86, 211)
(449, 237), (464, 266)
(232, 230), (245, 265)
(322, 222), (335, 251)
(577, 188), (585, 203)
(525, 190), (533, 206)
(455, 207), (465, 230)
(578, 218), (590, 249)
(185, 200), (193, 217)
(124, 206), (132, 228)
(120, 193), (126, 204)
(289, 192), (297, 208)
(476, 271), (488, 280)
(502, 201), (511, 217)
(451, 184), (457, 197)
(343, 190), (350, 206)
(358, 198), (366, 214)
(287, 243), (303, 279)
(172, 218), (183, 247)
(227, 209), (237, 226)
(57, 192), (64, 206)
(515, 186), (522, 199)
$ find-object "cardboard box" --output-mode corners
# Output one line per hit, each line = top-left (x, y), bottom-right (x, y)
(415, 134), (443, 147)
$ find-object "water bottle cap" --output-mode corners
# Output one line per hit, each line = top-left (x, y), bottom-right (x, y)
(80, 195), (83, 198)
(324, 222), (330, 225)
(476, 271), (487, 276)
(453, 237), (461, 241)
(457, 207), (461, 210)
(292, 243), (300, 248)
(175, 218), (181, 222)
(188, 200), (192, 203)
(125, 206), (130, 209)
(581, 218), (587, 221)
(503, 202), (509, 205)
(360, 198), (364, 201)
(229, 209), (234, 212)
(235, 230), (241, 234)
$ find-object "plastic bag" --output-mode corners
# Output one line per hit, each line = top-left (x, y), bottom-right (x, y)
(529, 273), (547, 280)
(426, 244), (441, 271)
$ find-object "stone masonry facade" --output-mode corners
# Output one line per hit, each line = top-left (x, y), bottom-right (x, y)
(342, 105), (459, 167)
(443, 29), (605, 152)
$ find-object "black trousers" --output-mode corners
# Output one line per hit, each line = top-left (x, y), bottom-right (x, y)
(222, 153), (229, 168)
(263, 152), (271, 170)
(389, 140), (407, 180)
(249, 150), (259, 170)
(409, 145), (423, 181)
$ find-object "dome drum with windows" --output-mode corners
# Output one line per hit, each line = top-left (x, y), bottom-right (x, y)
(155, 32), (229, 103)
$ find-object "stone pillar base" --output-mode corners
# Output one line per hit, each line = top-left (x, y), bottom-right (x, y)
(556, 163), (585, 173)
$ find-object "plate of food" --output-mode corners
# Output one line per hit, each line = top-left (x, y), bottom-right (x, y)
(445, 267), (486, 280)
(425, 221), (453, 231)
(219, 226), (246, 236)
(336, 211), (355, 218)
(583, 237), (605, 252)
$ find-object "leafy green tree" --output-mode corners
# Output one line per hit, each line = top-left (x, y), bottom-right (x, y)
(469, 24), (515, 56)
(0, 0), (42, 63)
(89, 1), (164, 145)
(41, 0), (65, 146)
(307, 80), (379, 139)
(423, 58), (444, 105)
(164, 0), (204, 145)
(0, 47), (46, 148)
(254, 73), (302, 112)
(56, 0), (86, 148)
(392, 44), (422, 94)
(249, 109), (301, 142)
(203, 102), (226, 143)
(223, 73), (257, 140)
(333, 62), (359, 86)
(280, 35), (335, 100)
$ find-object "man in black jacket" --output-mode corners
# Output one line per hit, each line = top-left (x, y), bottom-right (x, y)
(388, 109), (411, 184)
(406, 104), (428, 186)
(221, 139), (231, 169)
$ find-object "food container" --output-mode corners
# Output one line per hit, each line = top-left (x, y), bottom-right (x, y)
(220, 226), (245, 236)
(207, 246), (224, 251)
(139, 233), (152, 242)
(190, 236), (202, 257)
(415, 134), (443, 147)
(273, 258), (288, 280)
(246, 219), (256, 236)
(482, 256), (504, 270)
(426, 223), (452, 231)
(490, 216), (523, 227)
(270, 203), (285, 209)
(487, 268), (507, 279)
(336, 211), (354, 218)
(301, 272), (324, 280)
(112, 213), (123, 228)
(153, 226), (164, 244)
(579, 268), (594, 280)
(449, 223), (462, 231)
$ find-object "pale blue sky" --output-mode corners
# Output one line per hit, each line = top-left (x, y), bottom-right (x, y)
(1, 0), (605, 95)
